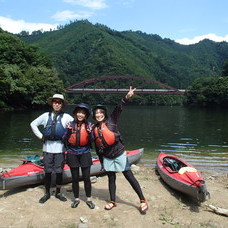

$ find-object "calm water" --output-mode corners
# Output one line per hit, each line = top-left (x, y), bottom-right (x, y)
(0, 106), (228, 173)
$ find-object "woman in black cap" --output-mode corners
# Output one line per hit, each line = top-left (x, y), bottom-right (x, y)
(92, 87), (148, 214)
(63, 103), (95, 209)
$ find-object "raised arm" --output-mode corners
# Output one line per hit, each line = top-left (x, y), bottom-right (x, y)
(110, 86), (136, 123)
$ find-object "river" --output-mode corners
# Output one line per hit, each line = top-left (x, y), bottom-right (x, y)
(0, 105), (228, 173)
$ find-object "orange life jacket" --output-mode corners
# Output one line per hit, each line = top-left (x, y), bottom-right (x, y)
(67, 123), (89, 147)
(94, 123), (116, 148)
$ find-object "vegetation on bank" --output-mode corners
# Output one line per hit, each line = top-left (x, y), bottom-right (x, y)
(0, 29), (64, 109)
(66, 92), (185, 107)
(184, 61), (228, 107)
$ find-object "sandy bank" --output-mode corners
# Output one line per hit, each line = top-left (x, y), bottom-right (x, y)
(0, 165), (228, 228)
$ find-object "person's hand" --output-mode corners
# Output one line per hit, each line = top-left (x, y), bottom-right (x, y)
(125, 86), (136, 99)
(87, 124), (94, 133)
(66, 123), (72, 129)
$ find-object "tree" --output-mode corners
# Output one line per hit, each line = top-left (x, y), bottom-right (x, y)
(0, 29), (65, 109)
(184, 77), (228, 107)
(222, 60), (228, 77)
(18, 31), (29, 37)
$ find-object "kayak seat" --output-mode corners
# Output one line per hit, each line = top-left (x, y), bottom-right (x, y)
(163, 157), (183, 172)
(22, 155), (43, 166)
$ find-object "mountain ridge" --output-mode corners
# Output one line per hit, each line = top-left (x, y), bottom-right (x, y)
(19, 20), (228, 89)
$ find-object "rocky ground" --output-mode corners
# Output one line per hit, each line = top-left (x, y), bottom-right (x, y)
(0, 165), (228, 228)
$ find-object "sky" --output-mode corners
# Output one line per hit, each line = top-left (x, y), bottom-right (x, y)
(0, 0), (228, 45)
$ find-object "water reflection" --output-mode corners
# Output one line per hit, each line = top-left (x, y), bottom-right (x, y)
(0, 106), (228, 173)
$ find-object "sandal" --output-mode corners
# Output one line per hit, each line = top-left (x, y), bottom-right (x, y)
(104, 201), (117, 210)
(71, 200), (80, 208)
(139, 200), (148, 214)
(86, 201), (95, 209)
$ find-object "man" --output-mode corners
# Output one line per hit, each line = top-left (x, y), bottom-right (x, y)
(30, 94), (73, 203)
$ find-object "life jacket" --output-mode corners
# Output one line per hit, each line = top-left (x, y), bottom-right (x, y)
(67, 122), (89, 147)
(43, 112), (65, 141)
(94, 122), (117, 148)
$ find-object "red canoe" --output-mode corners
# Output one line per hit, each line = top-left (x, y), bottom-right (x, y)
(0, 148), (143, 190)
(156, 152), (209, 202)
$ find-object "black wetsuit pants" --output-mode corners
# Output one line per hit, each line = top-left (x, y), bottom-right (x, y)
(44, 172), (63, 193)
(107, 170), (145, 202)
(70, 167), (91, 198)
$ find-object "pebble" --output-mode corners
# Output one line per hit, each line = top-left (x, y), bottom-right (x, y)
(90, 176), (97, 183)
(78, 216), (89, 228)
(131, 164), (140, 172)
(80, 216), (88, 223)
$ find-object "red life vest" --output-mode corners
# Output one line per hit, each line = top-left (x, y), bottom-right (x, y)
(94, 123), (116, 148)
(67, 123), (89, 146)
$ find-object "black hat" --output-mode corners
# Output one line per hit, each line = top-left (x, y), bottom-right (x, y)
(73, 103), (90, 117)
(92, 104), (108, 119)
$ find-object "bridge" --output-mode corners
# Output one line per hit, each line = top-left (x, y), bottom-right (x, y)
(66, 75), (185, 95)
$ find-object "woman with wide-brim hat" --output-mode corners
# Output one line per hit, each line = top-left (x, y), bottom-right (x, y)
(92, 87), (148, 214)
(63, 103), (95, 209)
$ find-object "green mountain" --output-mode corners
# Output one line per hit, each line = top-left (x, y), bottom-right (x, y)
(19, 20), (228, 90)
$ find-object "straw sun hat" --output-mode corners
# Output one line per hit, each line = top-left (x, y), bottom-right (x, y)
(47, 94), (68, 106)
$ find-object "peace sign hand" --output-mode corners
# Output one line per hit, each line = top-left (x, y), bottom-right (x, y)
(87, 124), (94, 133)
(125, 86), (136, 99)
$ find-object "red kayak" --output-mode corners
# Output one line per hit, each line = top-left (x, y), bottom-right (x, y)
(156, 152), (209, 202)
(0, 148), (143, 190)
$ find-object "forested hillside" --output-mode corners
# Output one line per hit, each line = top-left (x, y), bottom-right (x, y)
(1, 20), (228, 109)
(20, 20), (228, 89)
(0, 28), (64, 109)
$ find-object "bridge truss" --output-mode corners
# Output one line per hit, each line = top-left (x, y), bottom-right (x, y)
(66, 75), (185, 95)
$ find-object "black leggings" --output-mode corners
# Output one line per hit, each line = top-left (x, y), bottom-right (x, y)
(70, 167), (91, 198)
(44, 172), (63, 193)
(107, 170), (145, 202)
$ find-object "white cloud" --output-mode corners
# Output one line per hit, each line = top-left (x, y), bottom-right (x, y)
(52, 10), (93, 21)
(176, 33), (228, 45)
(122, 0), (135, 6)
(63, 0), (108, 10)
(0, 16), (57, 34)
